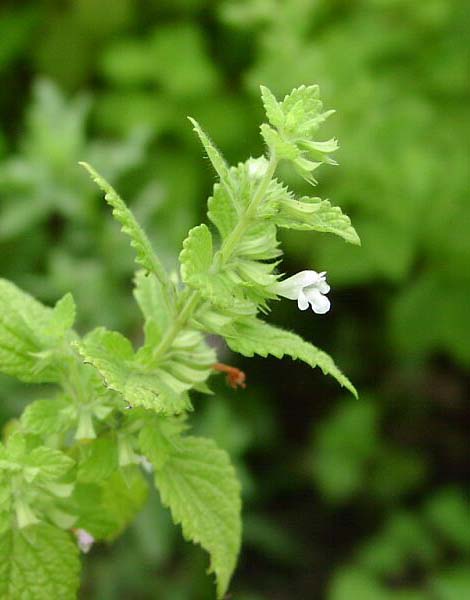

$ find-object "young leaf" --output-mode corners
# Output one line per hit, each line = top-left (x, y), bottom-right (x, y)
(0, 280), (75, 383)
(274, 196), (361, 245)
(226, 317), (357, 397)
(24, 446), (74, 483)
(153, 436), (241, 599)
(79, 162), (172, 296)
(180, 224), (213, 285)
(77, 327), (192, 414)
(260, 85), (285, 131)
(77, 438), (119, 483)
(208, 182), (238, 240)
(133, 270), (174, 332)
(0, 523), (80, 599)
(71, 469), (148, 542)
(21, 397), (74, 436)
(188, 118), (232, 190)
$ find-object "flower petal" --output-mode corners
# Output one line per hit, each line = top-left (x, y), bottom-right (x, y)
(305, 289), (331, 314)
(297, 290), (310, 310)
(274, 270), (319, 299)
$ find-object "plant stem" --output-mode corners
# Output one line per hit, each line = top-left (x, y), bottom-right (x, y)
(152, 153), (278, 361)
(216, 154), (278, 267)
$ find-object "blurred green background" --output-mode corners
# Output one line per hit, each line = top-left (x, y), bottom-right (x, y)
(0, 0), (469, 598)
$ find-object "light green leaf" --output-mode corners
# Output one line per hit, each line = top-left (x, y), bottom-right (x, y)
(260, 85), (285, 131)
(21, 397), (74, 436)
(24, 447), (74, 483)
(139, 417), (186, 470)
(79, 162), (171, 295)
(226, 318), (357, 397)
(0, 523), (80, 599)
(0, 280), (74, 383)
(260, 124), (299, 160)
(154, 436), (241, 599)
(133, 270), (173, 334)
(72, 468), (148, 541)
(188, 118), (232, 191)
(101, 469), (149, 540)
(275, 196), (361, 245)
(208, 182), (238, 240)
(280, 85), (333, 136)
(51, 293), (76, 335)
(77, 438), (119, 483)
(180, 224), (213, 285)
(77, 327), (192, 414)
(259, 86), (337, 184)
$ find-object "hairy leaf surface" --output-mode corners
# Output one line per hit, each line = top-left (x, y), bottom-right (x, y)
(154, 436), (241, 599)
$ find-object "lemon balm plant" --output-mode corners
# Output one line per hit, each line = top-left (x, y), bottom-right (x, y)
(0, 85), (359, 598)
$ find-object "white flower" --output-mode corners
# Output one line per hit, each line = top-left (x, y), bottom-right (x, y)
(247, 156), (269, 179)
(272, 270), (331, 314)
(136, 454), (153, 474)
(75, 528), (95, 554)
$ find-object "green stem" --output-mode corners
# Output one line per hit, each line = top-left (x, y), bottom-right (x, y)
(216, 154), (278, 266)
(152, 153), (278, 361)
(152, 288), (200, 360)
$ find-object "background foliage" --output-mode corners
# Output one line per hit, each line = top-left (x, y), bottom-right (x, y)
(0, 0), (468, 598)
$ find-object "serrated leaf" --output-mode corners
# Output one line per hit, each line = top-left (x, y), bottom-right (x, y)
(208, 182), (238, 240)
(139, 418), (184, 470)
(260, 124), (299, 160)
(0, 523), (80, 599)
(154, 436), (241, 599)
(101, 469), (149, 540)
(77, 438), (119, 483)
(51, 293), (76, 334)
(260, 85), (285, 131)
(180, 224), (213, 285)
(77, 327), (192, 414)
(275, 196), (361, 245)
(79, 162), (171, 296)
(188, 118), (232, 191)
(24, 447), (74, 483)
(72, 468), (148, 541)
(21, 397), (74, 436)
(260, 86), (337, 184)
(133, 270), (173, 334)
(226, 318), (357, 397)
(0, 280), (74, 383)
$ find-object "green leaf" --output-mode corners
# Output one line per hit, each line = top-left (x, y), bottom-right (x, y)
(72, 468), (148, 541)
(154, 436), (241, 599)
(208, 182), (238, 240)
(275, 196), (361, 245)
(51, 293), (76, 334)
(133, 270), (173, 335)
(260, 124), (299, 160)
(139, 415), (188, 470)
(226, 318), (357, 397)
(260, 86), (337, 184)
(77, 327), (192, 414)
(79, 162), (171, 296)
(188, 118), (232, 190)
(77, 438), (119, 483)
(101, 469), (149, 540)
(260, 85), (285, 131)
(21, 397), (74, 436)
(24, 446), (74, 483)
(280, 85), (333, 137)
(0, 523), (80, 599)
(180, 224), (213, 285)
(0, 280), (74, 383)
